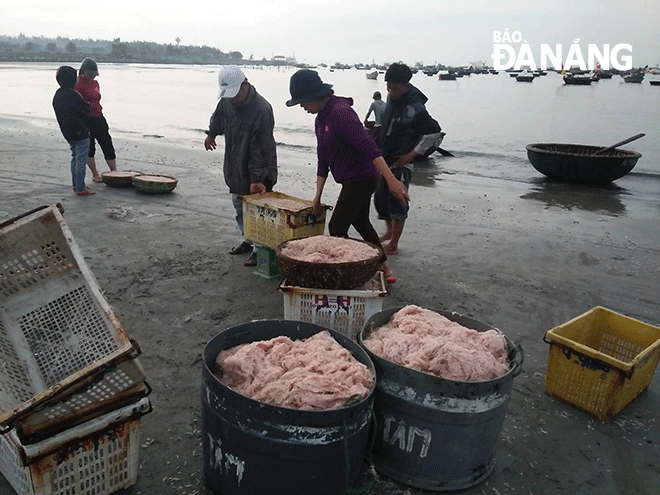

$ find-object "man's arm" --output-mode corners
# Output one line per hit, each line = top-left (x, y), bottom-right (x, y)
(247, 110), (277, 192)
(204, 100), (225, 151)
(395, 104), (441, 165)
(364, 102), (375, 122)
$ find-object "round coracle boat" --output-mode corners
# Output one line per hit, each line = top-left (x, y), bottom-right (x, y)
(526, 143), (641, 184)
(101, 170), (143, 187)
(132, 174), (178, 194)
(277, 236), (382, 290)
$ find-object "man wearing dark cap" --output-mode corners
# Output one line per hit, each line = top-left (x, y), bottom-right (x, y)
(204, 66), (277, 267)
(375, 62), (443, 254)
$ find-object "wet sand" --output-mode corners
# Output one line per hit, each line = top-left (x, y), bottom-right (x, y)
(1, 117), (658, 495)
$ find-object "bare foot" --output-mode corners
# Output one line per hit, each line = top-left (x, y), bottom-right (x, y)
(92, 176), (103, 182)
(379, 232), (392, 242)
(382, 243), (398, 255)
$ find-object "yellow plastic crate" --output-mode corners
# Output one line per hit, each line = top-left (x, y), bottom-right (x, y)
(544, 306), (660, 422)
(242, 192), (329, 250)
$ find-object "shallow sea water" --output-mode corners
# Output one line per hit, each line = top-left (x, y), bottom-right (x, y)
(1, 62), (659, 213)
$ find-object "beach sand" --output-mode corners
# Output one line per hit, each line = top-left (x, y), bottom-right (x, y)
(1, 117), (658, 495)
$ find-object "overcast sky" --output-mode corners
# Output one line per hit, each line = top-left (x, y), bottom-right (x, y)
(3, 1), (658, 66)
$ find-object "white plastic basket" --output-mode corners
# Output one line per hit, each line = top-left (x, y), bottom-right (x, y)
(0, 205), (135, 428)
(279, 271), (388, 340)
(0, 397), (150, 495)
(15, 356), (149, 443)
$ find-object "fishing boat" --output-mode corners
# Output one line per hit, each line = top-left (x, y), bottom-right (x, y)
(525, 143), (641, 184)
(563, 73), (592, 85)
(516, 69), (535, 82)
(623, 72), (644, 83)
(438, 71), (457, 80)
(366, 71), (378, 80)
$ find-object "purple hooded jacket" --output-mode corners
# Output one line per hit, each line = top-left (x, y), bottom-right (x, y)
(315, 95), (382, 183)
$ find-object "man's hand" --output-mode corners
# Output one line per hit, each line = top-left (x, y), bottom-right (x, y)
(311, 197), (323, 215)
(204, 135), (216, 151)
(250, 182), (266, 195)
(394, 150), (417, 167)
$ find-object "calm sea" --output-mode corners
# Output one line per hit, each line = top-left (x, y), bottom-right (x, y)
(1, 62), (659, 196)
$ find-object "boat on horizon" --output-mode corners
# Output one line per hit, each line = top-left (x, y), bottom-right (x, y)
(516, 69), (535, 82)
(563, 73), (593, 85)
(438, 71), (457, 80)
(623, 72), (644, 83)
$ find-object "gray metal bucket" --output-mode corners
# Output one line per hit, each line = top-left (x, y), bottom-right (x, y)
(358, 307), (523, 491)
(202, 320), (376, 495)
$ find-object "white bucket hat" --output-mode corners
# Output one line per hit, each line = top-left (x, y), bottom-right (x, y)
(218, 66), (246, 98)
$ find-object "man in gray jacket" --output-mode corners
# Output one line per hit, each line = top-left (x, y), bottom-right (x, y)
(204, 66), (277, 266)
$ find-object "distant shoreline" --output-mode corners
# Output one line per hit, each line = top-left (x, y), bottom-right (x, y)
(0, 54), (294, 66)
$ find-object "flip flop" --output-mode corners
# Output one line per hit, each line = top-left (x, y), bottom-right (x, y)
(76, 187), (96, 196)
(230, 241), (253, 255)
(244, 252), (257, 267)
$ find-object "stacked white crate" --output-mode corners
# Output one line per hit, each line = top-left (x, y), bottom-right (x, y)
(0, 205), (151, 495)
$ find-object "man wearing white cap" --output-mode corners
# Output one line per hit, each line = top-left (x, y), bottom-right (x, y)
(204, 66), (277, 266)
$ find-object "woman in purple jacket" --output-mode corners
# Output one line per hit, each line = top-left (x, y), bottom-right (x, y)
(286, 70), (409, 284)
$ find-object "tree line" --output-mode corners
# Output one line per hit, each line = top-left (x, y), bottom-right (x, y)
(0, 34), (282, 65)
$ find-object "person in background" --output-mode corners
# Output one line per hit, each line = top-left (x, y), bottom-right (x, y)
(52, 66), (94, 196)
(364, 91), (386, 139)
(75, 57), (117, 182)
(375, 62), (442, 255)
(204, 66), (277, 267)
(286, 69), (409, 284)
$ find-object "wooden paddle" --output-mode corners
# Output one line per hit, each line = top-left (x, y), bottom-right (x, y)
(593, 133), (645, 155)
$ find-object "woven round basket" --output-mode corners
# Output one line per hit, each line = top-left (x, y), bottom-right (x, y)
(132, 174), (178, 194)
(276, 237), (382, 290)
(101, 170), (143, 188)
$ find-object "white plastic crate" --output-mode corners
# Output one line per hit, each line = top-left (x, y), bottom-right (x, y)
(0, 397), (150, 495)
(15, 356), (149, 442)
(0, 205), (135, 428)
(279, 272), (388, 340)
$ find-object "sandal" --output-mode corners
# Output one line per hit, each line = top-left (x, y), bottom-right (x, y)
(244, 252), (257, 267)
(76, 187), (96, 196)
(230, 241), (253, 255)
(385, 275), (397, 284)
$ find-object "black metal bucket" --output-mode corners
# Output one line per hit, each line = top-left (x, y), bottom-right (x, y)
(202, 320), (376, 495)
(358, 307), (523, 491)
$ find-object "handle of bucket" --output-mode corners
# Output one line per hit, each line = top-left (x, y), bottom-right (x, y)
(509, 343), (524, 377)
